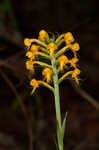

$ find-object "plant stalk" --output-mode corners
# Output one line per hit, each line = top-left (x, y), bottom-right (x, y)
(51, 55), (63, 150)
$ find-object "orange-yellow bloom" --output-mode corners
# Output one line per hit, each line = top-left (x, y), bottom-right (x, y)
(30, 44), (39, 52)
(72, 68), (80, 84)
(64, 32), (75, 45)
(47, 42), (57, 55)
(30, 79), (54, 94)
(42, 68), (53, 83)
(58, 55), (69, 71)
(69, 57), (78, 68)
(26, 51), (35, 60)
(71, 43), (80, 51)
(30, 79), (39, 94)
(24, 38), (31, 47)
(38, 30), (49, 42)
(26, 60), (34, 71)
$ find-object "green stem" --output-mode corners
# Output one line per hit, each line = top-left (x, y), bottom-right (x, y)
(51, 55), (63, 150)
(31, 39), (47, 47)
(38, 81), (54, 93)
(55, 34), (64, 44)
(33, 61), (52, 69)
(58, 71), (73, 84)
(36, 52), (51, 60)
(55, 45), (70, 58)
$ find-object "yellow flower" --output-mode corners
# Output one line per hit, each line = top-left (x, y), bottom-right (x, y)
(26, 51), (35, 60)
(38, 30), (49, 42)
(72, 68), (80, 77)
(30, 44), (39, 52)
(58, 55), (69, 71)
(47, 42), (57, 55)
(26, 60), (34, 71)
(30, 79), (39, 94)
(71, 43), (80, 51)
(24, 38), (31, 47)
(69, 57), (78, 68)
(30, 79), (54, 94)
(72, 68), (80, 84)
(42, 68), (53, 83)
(64, 32), (75, 45)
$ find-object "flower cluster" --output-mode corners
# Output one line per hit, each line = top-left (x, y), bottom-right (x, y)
(24, 30), (80, 94)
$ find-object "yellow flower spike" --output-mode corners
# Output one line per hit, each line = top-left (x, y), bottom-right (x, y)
(64, 32), (75, 45)
(30, 79), (39, 94)
(26, 60), (34, 71)
(42, 68), (53, 83)
(24, 31), (81, 150)
(69, 57), (79, 68)
(24, 38), (31, 47)
(57, 55), (69, 71)
(38, 30), (49, 42)
(30, 44), (40, 52)
(71, 42), (80, 51)
(26, 51), (35, 60)
(47, 42), (57, 55)
(72, 68), (80, 84)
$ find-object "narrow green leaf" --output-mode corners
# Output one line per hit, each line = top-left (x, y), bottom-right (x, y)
(53, 135), (59, 150)
(61, 112), (68, 139)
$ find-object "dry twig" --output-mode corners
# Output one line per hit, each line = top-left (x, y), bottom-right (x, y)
(71, 81), (99, 111)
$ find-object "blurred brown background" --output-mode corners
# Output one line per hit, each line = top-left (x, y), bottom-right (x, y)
(0, 0), (99, 150)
